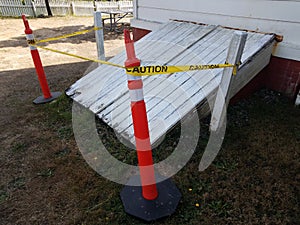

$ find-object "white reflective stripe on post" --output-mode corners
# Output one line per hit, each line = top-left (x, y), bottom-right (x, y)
(25, 34), (37, 50)
(29, 45), (37, 50)
(26, 33), (34, 40)
(135, 137), (151, 151)
(129, 88), (144, 102)
(127, 74), (142, 81)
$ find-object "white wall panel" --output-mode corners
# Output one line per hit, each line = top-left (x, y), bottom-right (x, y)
(133, 0), (300, 60)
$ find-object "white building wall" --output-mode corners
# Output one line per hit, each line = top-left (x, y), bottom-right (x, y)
(132, 0), (300, 61)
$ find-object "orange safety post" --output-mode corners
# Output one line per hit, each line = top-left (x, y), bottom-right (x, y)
(120, 30), (181, 222)
(124, 29), (158, 200)
(22, 14), (61, 104)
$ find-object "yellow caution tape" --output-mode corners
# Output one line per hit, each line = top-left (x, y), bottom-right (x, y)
(126, 64), (237, 76)
(31, 44), (125, 69)
(31, 43), (239, 75)
(26, 26), (240, 76)
(35, 27), (102, 44)
(26, 26), (239, 76)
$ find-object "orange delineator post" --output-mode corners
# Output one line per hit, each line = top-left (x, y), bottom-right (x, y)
(22, 14), (61, 104)
(124, 29), (158, 200)
(121, 30), (181, 221)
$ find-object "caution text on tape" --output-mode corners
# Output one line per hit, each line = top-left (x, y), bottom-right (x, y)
(125, 64), (237, 76)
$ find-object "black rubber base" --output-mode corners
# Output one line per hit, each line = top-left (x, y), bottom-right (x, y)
(120, 175), (181, 222)
(33, 91), (62, 104)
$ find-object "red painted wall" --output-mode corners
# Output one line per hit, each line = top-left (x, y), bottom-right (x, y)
(265, 57), (300, 99)
(133, 28), (300, 100)
(133, 28), (151, 42)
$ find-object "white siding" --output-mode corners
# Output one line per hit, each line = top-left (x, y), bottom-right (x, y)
(132, 0), (300, 61)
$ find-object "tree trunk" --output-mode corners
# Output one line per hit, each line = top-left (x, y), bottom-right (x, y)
(45, 0), (53, 16)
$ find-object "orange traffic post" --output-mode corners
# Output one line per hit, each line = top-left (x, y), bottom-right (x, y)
(22, 14), (61, 104)
(120, 30), (181, 222)
(124, 29), (158, 201)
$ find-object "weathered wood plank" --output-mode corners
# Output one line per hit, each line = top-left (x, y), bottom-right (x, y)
(89, 23), (216, 113)
(66, 21), (181, 96)
(69, 22), (183, 106)
(210, 31), (247, 132)
(99, 24), (219, 122)
(111, 31), (259, 143)
(128, 35), (273, 144)
(67, 21), (275, 146)
(112, 28), (232, 135)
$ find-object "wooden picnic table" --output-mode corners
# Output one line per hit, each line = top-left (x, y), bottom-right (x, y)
(101, 9), (133, 31)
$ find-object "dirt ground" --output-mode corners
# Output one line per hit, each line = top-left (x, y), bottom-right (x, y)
(0, 16), (299, 225)
(0, 16), (126, 224)
(0, 16), (125, 71)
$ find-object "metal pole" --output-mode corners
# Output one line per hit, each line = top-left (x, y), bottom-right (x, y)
(94, 11), (106, 62)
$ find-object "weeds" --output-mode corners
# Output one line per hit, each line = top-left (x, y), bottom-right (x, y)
(54, 148), (70, 157)
(10, 142), (27, 153)
(208, 200), (231, 217)
(0, 187), (8, 204)
(41, 95), (73, 129)
(37, 168), (55, 177)
(8, 177), (26, 190)
(213, 159), (238, 172)
(57, 125), (73, 139)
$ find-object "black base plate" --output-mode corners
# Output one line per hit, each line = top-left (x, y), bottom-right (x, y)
(33, 91), (62, 104)
(120, 175), (181, 222)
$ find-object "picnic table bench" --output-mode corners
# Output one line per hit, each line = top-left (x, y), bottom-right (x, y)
(101, 9), (133, 31)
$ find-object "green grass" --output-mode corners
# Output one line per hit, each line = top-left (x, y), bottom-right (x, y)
(213, 159), (238, 172)
(37, 168), (55, 177)
(8, 177), (26, 190)
(208, 200), (232, 217)
(54, 148), (70, 157)
(0, 187), (8, 204)
(57, 125), (73, 139)
(10, 142), (28, 153)
(42, 94), (73, 126)
(34, 89), (299, 224)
